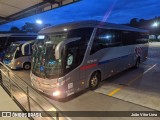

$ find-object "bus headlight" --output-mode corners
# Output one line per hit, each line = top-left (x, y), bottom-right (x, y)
(53, 91), (60, 96)
(17, 61), (21, 65)
(51, 81), (65, 87)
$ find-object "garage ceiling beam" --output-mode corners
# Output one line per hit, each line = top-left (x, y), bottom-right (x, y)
(0, 0), (79, 25)
(44, 0), (58, 4)
(7, 1), (48, 18)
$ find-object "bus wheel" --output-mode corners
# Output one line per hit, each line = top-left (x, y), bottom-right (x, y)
(134, 57), (140, 68)
(23, 62), (31, 70)
(89, 72), (100, 90)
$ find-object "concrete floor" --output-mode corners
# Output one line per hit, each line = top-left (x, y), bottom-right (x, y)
(0, 86), (29, 120)
(94, 44), (160, 111)
(2, 42), (160, 120)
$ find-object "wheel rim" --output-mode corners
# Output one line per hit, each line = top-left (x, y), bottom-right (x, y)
(25, 64), (30, 69)
(91, 75), (98, 88)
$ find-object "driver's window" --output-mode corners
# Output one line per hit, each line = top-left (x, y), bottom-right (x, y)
(65, 42), (78, 70)
(15, 50), (22, 59)
(65, 39), (87, 74)
(24, 44), (30, 55)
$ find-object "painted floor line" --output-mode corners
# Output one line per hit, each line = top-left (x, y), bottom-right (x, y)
(107, 86), (125, 97)
(127, 64), (157, 85)
(143, 64), (157, 74)
(107, 64), (157, 96)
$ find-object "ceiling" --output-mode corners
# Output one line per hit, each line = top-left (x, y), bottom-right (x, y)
(0, 0), (78, 25)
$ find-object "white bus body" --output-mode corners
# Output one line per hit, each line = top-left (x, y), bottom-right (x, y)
(0, 33), (36, 61)
(3, 40), (34, 70)
(30, 20), (149, 98)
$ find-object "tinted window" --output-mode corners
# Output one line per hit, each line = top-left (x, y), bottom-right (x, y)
(65, 39), (88, 74)
(135, 32), (149, 44)
(6, 37), (36, 49)
(67, 28), (93, 40)
(121, 31), (148, 45)
(30, 43), (34, 54)
(64, 28), (93, 73)
(0, 36), (36, 53)
(91, 29), (122, 54)
(24, 44), (30, 55)
(15, 50), (22, 59)
(121, 31), (136, 45)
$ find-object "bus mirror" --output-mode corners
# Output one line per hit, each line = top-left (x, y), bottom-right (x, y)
(55, 41), (64, 60)
(17, 47), (20, 50)
(55, 37), (81, 60)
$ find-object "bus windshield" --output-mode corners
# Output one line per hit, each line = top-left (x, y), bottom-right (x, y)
(32, 27), (94, 79)
(5, 44), (19, 60)
(32, 34), (65, 79)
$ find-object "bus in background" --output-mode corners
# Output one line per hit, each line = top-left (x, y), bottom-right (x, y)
(3, 40), (34, 70)
(0, 33), (36, 61)
(30, 20), (149, 98)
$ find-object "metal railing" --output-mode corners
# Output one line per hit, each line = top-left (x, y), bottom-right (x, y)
(0, 62), (66, 120)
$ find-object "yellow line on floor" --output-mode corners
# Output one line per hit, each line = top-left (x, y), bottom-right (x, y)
(107, 86), (124, 96)
(107, 64), (157, 97)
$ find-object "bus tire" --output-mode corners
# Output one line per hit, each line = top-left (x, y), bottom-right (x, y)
(134, 57), (140, 68)
(89, 71), (100, 90)
(23, 62), (31, 70)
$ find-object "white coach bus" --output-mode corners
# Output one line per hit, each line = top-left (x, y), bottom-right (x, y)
(30, 20), (149, 98)
(0, 33), (36, 61)
(3, 40), (34, 70)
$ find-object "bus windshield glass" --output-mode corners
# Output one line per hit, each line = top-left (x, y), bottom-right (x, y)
(32, 27), (94, 79)
(5, 44), (19, 60)
(32, 34), (65, 79)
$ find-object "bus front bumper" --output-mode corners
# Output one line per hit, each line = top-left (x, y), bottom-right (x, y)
(3, 59), (14, 69)
(3, 60), (22, 69)
(30, 74), (67, 99)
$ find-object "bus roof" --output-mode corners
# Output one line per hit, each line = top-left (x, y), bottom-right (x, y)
(39, 20), (148, 34)
(0, 33), (37, 37)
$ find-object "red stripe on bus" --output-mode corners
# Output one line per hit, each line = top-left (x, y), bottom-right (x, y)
(80, 63), (97, 70)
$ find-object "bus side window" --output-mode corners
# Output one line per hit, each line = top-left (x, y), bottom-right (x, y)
(24, 44), (30, 55)
(65, 40), (87, 74)
(91, 29), (122, 54)
(135, 32), (149, 44)
(91, 29), (111, 54)
(30, 43), (34, 54)
(65, 42), (78, 71)
(15, 50), (22, 59)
